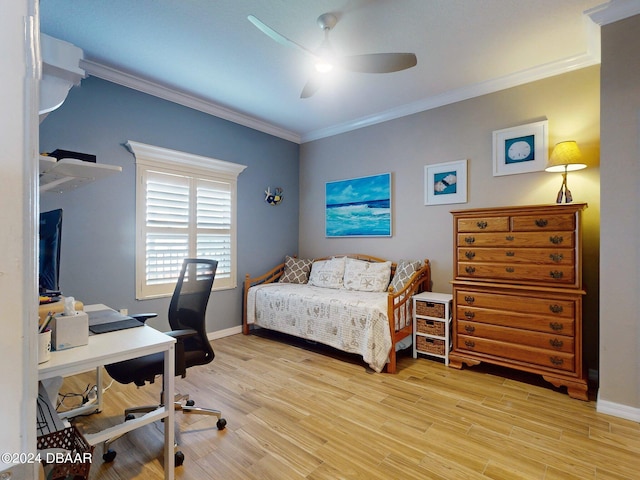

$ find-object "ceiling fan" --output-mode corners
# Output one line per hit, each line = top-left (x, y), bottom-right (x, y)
(248, 13), (417, 98)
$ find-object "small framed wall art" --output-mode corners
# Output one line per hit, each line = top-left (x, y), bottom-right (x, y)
(424, 159), (467, 205)
(492, 120), (548, 176)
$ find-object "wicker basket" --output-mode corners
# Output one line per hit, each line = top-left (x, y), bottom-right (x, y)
(37, 426), (94, 480)
(416, 318), (445, 336)
(416, 336), (445, 355)
(415, 300), (446, 319)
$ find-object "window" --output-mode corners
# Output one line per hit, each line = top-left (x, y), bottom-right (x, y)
(128, 141), (246, 299)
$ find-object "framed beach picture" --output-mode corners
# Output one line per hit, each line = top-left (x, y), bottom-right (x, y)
(325, 173), (392, 237)
(492, 120), (548, 176)
(424, 159), (468, 205)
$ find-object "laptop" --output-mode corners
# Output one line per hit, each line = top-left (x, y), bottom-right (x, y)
(88, 308), (144, 334)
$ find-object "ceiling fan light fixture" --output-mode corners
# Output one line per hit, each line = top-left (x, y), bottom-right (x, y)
(248, 12), (417, 98)
(314, 32), (335, 73)
(314, 61), (334, 74)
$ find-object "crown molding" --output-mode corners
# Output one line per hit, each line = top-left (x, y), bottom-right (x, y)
(81, 15), (601, 146)
(81, 59), (302, 144)
(587, 0), (640, 25)
(301, 51), (600, 142)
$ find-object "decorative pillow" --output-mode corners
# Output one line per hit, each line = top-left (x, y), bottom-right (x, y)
(279, 255), (313, 284)
(389, 259), (423, 293)
(308, 256), (346, 289)
(342, 258), (392, 292)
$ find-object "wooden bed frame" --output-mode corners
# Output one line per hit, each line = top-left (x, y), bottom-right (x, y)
(243, 254), (431, 373)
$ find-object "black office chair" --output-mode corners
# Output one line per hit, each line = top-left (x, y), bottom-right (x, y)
(104, 258), (226, 465)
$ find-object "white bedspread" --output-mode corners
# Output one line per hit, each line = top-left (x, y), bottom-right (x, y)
(246, 283), (392, 372)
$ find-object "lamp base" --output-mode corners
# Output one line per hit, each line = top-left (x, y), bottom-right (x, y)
(555, 173), (573, 204)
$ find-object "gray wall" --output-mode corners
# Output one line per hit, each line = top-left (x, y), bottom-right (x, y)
(599, 15), (640, 412)
(299, 66), (601, 374)
(39, 77), (300, 333)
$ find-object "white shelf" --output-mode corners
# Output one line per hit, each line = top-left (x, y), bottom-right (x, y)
(412, 292), (452, 365)
(39, 156), (122, 193)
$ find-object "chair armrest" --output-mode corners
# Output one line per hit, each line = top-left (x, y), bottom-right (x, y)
(164, 329), (197, 377)
(131, 313), (158, 324)
(164, 329), (198, 341)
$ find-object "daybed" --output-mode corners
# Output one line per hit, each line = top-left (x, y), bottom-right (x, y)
(243, 254), (431, 373)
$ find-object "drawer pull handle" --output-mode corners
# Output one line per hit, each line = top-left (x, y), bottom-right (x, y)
(549, 253), (564, 263)
(505, 267), (515, 273)
(549, 338), (564, 348)
(550, 270), (564, 279)
(549, 235), (564, 245)
(464, 325), (476, 334)
(505, 251), (515, 257)
(465, 236), (475, 244)
(464, 311), (475, 319)
(465, 251), (475, 260)
(549, 322), (564, 331)
(549, 304), (564, 314)
(465, 266), (476, 274)
(476, 221), (488, 229)
(535, 219), (549, 227)
(505, 235), (514, 241)
(464, 295), (475, 304)
(549, 356), (564, 366)
(464, 340), (476, 348)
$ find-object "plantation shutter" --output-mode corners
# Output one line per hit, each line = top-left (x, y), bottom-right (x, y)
(196, 178), (232, 282)
(129, 141), (246, 299)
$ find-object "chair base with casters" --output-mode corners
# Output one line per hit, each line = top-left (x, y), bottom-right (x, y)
(101, 391), (227, 466)
(102, 258), (225, 467)
(123, 392), (227, 429)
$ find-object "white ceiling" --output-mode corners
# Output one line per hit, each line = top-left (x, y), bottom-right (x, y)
(40, 0), (609, 143)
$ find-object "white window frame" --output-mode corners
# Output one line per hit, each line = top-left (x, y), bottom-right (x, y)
(128, 141), (246, 300)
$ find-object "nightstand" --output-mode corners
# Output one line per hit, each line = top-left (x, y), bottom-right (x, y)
(412, 292), (452, 365)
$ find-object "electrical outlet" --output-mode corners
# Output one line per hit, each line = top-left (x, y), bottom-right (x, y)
(119, 308), (128, 315)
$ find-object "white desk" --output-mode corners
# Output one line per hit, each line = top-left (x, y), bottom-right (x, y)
(38, 306), (176, 480)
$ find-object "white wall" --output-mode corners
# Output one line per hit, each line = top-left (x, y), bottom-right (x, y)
(0, 0), (39, 477)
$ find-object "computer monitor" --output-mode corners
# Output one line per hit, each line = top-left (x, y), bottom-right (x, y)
(39, 208), (63, 294)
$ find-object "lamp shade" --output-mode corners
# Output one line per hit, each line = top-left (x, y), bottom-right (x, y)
(545, 141), (587, 172)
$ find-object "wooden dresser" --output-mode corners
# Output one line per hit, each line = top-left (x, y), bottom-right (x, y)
(449, 204), (588, 400)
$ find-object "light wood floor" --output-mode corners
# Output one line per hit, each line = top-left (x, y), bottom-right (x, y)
(58, 331), (640, 480)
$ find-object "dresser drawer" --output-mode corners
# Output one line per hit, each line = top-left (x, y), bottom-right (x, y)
(458, 247), (574, 265)
(456, 290), (575, 318)
(458, 231), (575, 248)
(511, 213), (575, 232)
(457, 320), (574, 353)
(456, 306), (575, 335)
(457, 263), (575, 284)
(457, 216), (509, 232)
(456, 335), (575, 372)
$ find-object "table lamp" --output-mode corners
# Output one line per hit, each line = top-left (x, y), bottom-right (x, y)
(545, 140), (586, 203)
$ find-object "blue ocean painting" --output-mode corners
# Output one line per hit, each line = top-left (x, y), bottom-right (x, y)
(325, 173), (391, 237)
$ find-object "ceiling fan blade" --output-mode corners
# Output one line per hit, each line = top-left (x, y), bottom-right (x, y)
(248, 15), (317, 59)
(339, 53), (417, 73)
(300, 77), (323, 99)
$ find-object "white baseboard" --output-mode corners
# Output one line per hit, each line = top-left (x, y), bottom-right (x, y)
(596, 395), (640, 422)
(207, 325), (242, 341)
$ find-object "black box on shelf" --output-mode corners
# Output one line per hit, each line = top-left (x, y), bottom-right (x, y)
(48, 149), (96, 163)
